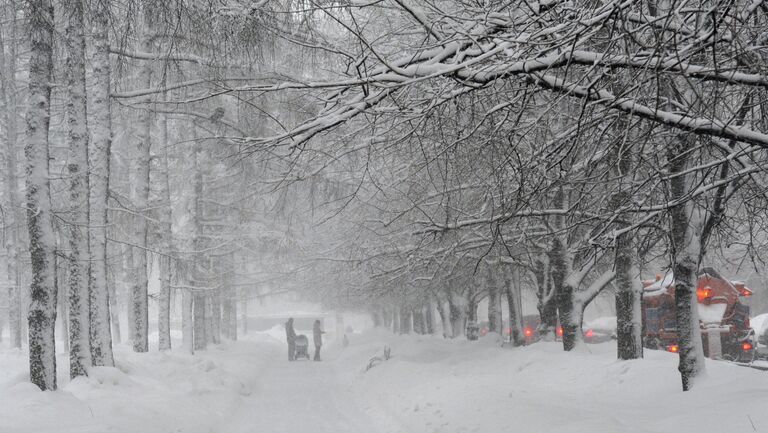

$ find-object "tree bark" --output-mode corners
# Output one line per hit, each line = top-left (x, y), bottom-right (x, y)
(63, 0), (92, 377)
(193, 292), (207, 350)
(0, 1), (21, 350)
(412, 307), (425, 334)
(668, 135), (705, 391)
(399, 306), (412, 334)
(87, 0), (114, 367)
(503, 269), (524, 346)
(486, 266), (502, 335)
(157, 99), (172, 351)
(129, 4), (152, 354)
(107, 265), (121, 343)
(222, 290), (232, 339)
(182, 289), (194, 354)
(448, 292), (467, 338)
(534, 258), (557, 335)
(25, 0), (58, 390)
(425, 300), (436, 334)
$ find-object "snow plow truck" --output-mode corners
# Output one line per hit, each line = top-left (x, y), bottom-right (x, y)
(641, 267), (756, 362)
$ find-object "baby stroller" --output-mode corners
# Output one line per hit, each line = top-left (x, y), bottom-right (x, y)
(294, 334), (310, 360)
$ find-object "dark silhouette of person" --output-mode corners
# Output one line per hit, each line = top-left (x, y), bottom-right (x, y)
(313, 319), (324, 361)
(286, 318), (296, 361)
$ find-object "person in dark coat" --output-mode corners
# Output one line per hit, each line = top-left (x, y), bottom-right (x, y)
(286, 318), (296, 361)
(313, 319), (324, 361)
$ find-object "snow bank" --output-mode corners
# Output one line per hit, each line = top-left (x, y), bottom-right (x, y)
(0, 336), (277, 433)
(333, 329), (768, 433)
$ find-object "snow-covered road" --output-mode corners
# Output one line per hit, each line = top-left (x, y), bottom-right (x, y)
(225, 342), (390, 433)
(4, 329), (768, 433)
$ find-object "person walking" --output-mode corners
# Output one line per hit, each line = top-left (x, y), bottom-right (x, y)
(286, 318), (296, 361)
(313, 319), (324, 361)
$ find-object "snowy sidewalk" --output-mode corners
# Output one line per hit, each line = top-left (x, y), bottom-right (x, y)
(224, 344), (390, 433)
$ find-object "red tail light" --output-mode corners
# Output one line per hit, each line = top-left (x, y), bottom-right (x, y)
(585, 329), (594, 338)
(697, 287), (712, 301)
(742, 342), (754, 351)
(524, 328), (533, 337)
(557, 326), (563, 336)
(666, 344), (679, 353)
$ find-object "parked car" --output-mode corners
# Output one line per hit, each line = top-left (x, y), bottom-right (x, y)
(582, 316), (617, 344)
(752, 313), (768, 347)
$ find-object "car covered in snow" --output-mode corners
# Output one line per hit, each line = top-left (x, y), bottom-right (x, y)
(582, 316), (617, 344)
(752, 313), (768, 347)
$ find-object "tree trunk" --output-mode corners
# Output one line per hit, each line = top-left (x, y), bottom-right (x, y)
(399, 306), (412, 334)
(63, 0), (91, 377)
(550, 187), (577, 351)
(157, 103), (172, 351)
(182, 289), (194, 354)
(230, 295), (237, 341)
(193, 292), (207, 350)
(425, 301), (436, 334)
(370, 309), (382, 327)
(0, 1), (21, 350)
(534, 258), (557, 335)
(503, 269), (524, 346)
(107, 265), (121, 343)
(615, 235), (643, 359)
(412, 307), (425, 334)
(391, 309), (399, 334)
(130, 246), (148, 352)
(211, 292), (222, 344)
(437, 299), (451, 338)
(25, 0), (58, 390)
(448, 293), (467, 338)
(87, 0), (114, 367)
(668, 135), (705, 391)
(158, 256), (171, 350)
(57, 281), (68, 353)
(240, 290), (248, 335)
(222, 290), (232, 339)
(486, 267), (502, 335)
(204, 293), (214, 344)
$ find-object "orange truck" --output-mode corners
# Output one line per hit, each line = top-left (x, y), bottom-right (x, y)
(641, 267), (756, 362)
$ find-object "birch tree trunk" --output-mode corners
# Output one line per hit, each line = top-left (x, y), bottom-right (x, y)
(668, 135), (705, 391)
(63, 0), (91, 378)
(240, 292), (247, 335)
(182, 289), (194, 354)
(87, 0), (114, 367)
(157, 103), (172, 351)
(25, 0), (58, 390)
(221, 291), (232, 339)
(230, 295), (237, 341)
(193, 292), (207, 350)
(129, 5), (153, 354)
(0, 1), (21, 350)
(107, 265), (120, 343)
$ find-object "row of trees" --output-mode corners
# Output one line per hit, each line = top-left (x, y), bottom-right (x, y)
(232, 0), (768, 392)
(8, 0), (768, 394)
(4, 0), (323, 390)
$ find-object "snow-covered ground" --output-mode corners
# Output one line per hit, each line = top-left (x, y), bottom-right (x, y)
(1, 329), (768, 433)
